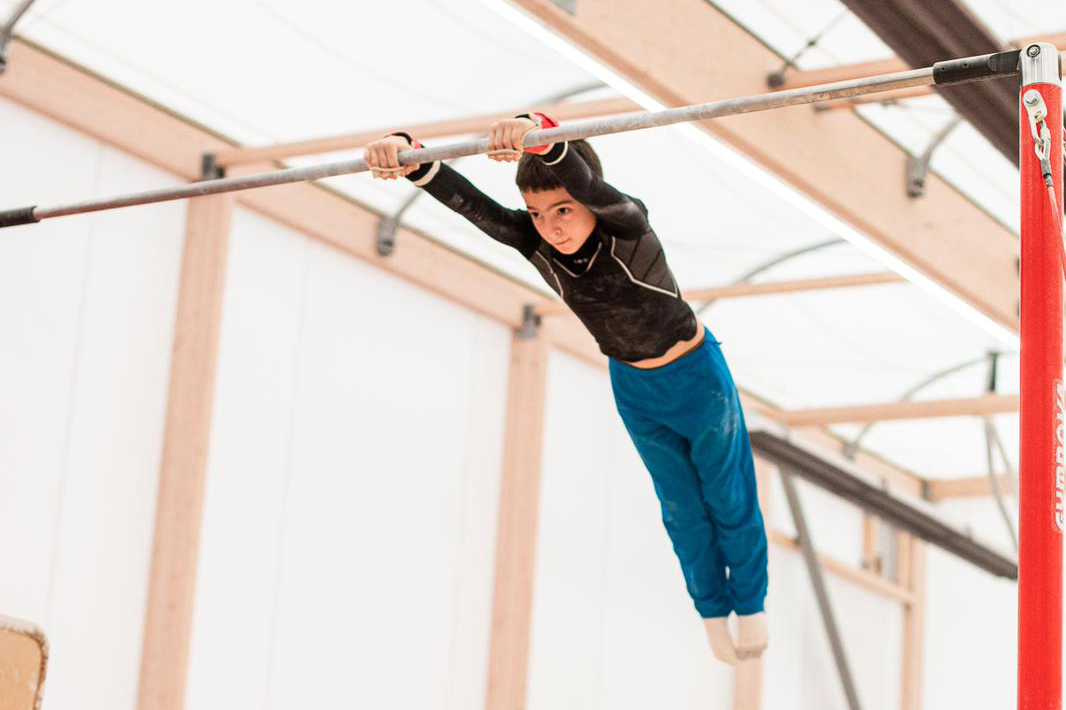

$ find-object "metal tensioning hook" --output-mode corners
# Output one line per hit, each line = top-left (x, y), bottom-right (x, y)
(1023, 87), (1066, 280)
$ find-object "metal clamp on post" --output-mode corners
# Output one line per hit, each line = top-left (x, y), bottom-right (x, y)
(1022, 85), (1065, 278)
(1024, 89), (1055, 186)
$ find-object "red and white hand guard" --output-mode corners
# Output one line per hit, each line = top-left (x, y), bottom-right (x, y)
(516, 112), (559, 154)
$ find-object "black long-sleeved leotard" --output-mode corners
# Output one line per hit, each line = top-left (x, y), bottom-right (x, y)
(406, 141), (697, 361)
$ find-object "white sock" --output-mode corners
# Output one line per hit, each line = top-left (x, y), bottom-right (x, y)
(702, 616), (739, 665)
(736, 612), (768, 660)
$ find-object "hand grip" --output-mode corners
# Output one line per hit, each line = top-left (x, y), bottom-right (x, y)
(0, 206), (39, 228)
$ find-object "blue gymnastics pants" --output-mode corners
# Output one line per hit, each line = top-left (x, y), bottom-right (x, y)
(608, 326), (768, 617)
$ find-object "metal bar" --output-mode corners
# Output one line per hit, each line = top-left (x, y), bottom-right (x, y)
(0, 51), (1021, 229)
(779, 469), (864, 710)
(0, 0), (36, 72)
(0, 0), (35, 40)
(1018, 42), (1063, 710)
(748, 418), (1018, 578)
(987, 417), (1020, 498)
(983, 352), (1018, 551)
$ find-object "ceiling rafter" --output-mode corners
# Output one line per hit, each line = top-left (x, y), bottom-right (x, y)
(535, 271), (904, 316)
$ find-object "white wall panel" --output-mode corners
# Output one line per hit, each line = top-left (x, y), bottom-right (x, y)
(0, 96), (185, 710)
(187, 208), (510, 710)
(923, 500), (1017, 709)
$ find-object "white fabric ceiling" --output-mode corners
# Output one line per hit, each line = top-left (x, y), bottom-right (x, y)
(2, 0), (1049, 483)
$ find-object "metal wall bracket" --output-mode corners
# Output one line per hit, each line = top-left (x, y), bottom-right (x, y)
(376, 215), (399, 256)
(517, 304), (541, 339)
(906, 114), (962, 198)
(0, 0), (38, 75)
(201, 152), (225, 181)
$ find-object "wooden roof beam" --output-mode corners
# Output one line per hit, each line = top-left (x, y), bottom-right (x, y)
(536, 271), (905, 317)
(927, 474), (1013, 501)
(781, 393), (1018, 426)
(214, 96), (640, 167)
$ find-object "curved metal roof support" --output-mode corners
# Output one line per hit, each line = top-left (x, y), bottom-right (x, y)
(376, 80), (604, 256)
(987, 416), (1019, 497)
(694, 237), (846, 316)
(906, 113), (963, 198)
(983, 417), (1018, 550)
(0, 0), (36, 73)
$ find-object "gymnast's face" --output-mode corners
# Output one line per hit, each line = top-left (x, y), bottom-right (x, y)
(523, 187), (597, 254)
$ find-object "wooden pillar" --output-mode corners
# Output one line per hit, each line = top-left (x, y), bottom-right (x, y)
(484, 319), (551, 710)
(900, 533), (926, 710)
(136, 194), (233, 710)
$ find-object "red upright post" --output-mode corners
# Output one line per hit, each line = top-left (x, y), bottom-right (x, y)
(1019, 42), (1063, 710)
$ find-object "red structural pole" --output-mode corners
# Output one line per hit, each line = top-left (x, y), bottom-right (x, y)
(1019, 42), (1063, 710)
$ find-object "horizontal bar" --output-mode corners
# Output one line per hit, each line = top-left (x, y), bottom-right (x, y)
(778, 393), (1019, 426)
(0, 50), (1020, 228)
(748, 416), (1017, 578)
(215, 96), (640, 167)
(813, 85), (935, 111)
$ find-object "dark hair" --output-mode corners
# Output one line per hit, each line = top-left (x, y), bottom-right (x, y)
(515, 139), (602, 192)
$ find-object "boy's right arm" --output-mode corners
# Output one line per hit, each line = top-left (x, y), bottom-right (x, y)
(364, 134), (539, 258)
